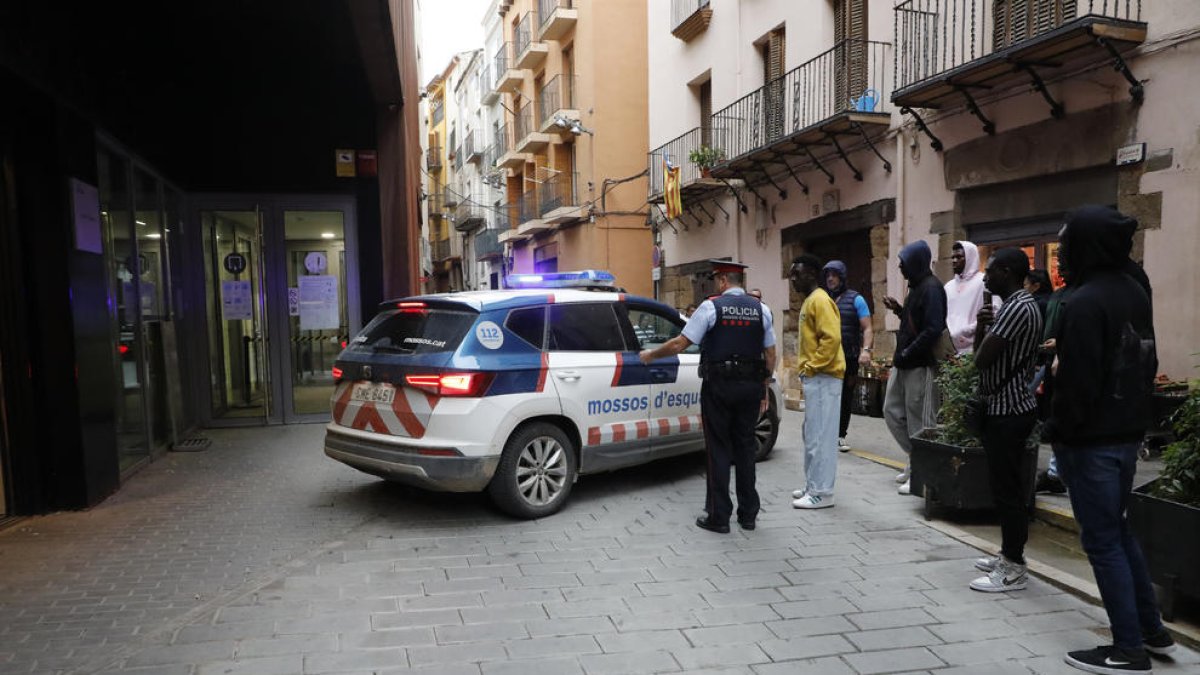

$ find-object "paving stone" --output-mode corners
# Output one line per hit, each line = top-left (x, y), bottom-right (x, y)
(692, 605), (780, 627)
(480, 656), (584, 675)
(373, 609), (463, 630)
(752, 656), (856, 675)
(195, 655), (303, 675)
(929, 637), (1037, 666)
(236, 634), (338, 657)
(578, 649), (679, 675)
(772, 597), (859, 619)
(929, 617), (1024, 643)
(670, 644), (770, 670)
(682, 623), (774, 646)
(408, 641), (507, 667)
(758, 634), (857, 661)
(435, 621), (529, 644)
(840, 646), (946, 674)
(523, 616), (615, 638)
(304, 648), (407, 673)
(504, 635), (602, 659)
(608, 611), (702, 632)
(596, 629), (690, 653)
(339, 627), (438, 649)
(845, 607), (938, 631)
(844, 626), (943, 651)
(766, 615), (857, 639)
(125, 641), (236, 667)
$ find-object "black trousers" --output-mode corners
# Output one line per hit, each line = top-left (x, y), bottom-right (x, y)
(982, 412), (1038, 564)
(700, 378), (762, 525)
(839, 361), (859, 438)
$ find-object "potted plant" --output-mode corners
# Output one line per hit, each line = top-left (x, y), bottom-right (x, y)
(1129, 379), (1200, 621)
(688, 145), (725, 177)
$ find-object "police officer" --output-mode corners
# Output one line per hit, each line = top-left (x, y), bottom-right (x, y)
(639, 260), (776, 533)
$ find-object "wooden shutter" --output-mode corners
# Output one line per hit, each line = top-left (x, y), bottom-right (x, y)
(699, 80), (712, 147)
(835, 1), (869, 114)
(762, 28), (785, 142)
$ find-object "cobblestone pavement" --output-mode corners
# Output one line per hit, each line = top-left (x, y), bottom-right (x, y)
(1, 414), (1196, 675)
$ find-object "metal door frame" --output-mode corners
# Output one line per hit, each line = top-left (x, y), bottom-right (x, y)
(190, 193), (360, 427)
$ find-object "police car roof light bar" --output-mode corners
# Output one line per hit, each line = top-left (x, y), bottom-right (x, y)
(505, 270), (617, 289)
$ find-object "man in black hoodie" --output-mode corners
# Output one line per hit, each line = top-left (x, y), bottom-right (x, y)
(881, 240), (947, 495)
(1047, 205), (1174, 674)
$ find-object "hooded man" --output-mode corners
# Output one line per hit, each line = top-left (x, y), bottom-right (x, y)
(881, 240), (947, 495)
(822, 261), (873, 451)
(1046, 205), (1173, 674)
(945, 240), (987, 354)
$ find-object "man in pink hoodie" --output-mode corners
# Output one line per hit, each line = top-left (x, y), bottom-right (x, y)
(945, 241), (987, 355)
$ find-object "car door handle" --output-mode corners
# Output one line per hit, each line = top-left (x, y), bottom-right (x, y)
(554, 370), (581, 382)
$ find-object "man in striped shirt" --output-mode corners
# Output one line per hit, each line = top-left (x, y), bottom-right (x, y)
(968, 248), (1043, 593)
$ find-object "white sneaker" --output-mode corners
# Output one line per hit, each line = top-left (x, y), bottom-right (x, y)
(791, 489), (807, 499)
(793, 494), (834, 509)
(897, 480), (911, 495)
(838, 437), (850, 452)
(895, 469), (910, 484)
(969, 556), (1027, 592)
(974, 555), (1000, 573)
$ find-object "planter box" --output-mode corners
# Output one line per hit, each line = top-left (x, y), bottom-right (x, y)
(1129, 478), (1200, 622)
(910, 431), (1036, 520)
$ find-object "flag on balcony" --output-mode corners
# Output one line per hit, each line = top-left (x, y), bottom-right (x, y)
(664, 162), (683, 220)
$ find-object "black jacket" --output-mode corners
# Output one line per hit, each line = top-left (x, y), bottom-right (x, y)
(893, 241), (947, 369)
(1045, 205), (1157, 445)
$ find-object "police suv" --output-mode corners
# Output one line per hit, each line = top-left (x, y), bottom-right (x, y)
(324, 270), (781, 518)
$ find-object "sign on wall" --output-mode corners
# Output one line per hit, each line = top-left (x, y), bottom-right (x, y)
(221, 280), (253, 320)
(299, 275), (339, 330)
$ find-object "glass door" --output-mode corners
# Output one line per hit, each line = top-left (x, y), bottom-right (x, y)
(196, 196), (358, 426)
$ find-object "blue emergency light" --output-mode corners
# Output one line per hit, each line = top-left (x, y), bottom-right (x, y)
(505, 270), (617, 289)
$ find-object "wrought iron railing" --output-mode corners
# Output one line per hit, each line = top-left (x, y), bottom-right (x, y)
(710, 39), (891, 165)
(515, 12), (535, 61)
(432, 237), (451, 261)
(514, 102), (535, 143)
(648, 127), (710, 198)
(463, 131), (480, 162)
(492, 43), (510, 89)
(426, 192), (444, 218)
(453, 145), (463, 171)
(894, 0), (1140, 92)
(474, 227), (504, 260)
(516, 188), (540, 225)
(493, 124), (509, 162)
(671, 0), (711, 31)
(455, 200), (488, 230)
(538, 75), (576, 127)
(444, 186), (459, 207)
(539, 0), (573, 30)
(539, 172), (577, 215)
(426, 145), (442, 170)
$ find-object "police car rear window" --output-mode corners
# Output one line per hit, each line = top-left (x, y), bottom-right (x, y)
(349, 308), (475, 354)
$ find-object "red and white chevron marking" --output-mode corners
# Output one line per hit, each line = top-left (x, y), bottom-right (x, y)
(586, 414), (703, 447)
(331, 382), (440, 438)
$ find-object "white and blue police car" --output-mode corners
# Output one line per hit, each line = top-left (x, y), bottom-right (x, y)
(324, 270), (781, 518)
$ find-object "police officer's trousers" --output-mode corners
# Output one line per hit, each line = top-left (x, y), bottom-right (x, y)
(700, 378), (763, 525)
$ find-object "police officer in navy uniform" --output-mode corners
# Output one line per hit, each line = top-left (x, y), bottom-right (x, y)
(639, 260), (777, 533)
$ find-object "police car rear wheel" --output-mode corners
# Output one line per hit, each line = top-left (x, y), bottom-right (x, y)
(489, 422), (577, 519)
(754, 394), (779, 461)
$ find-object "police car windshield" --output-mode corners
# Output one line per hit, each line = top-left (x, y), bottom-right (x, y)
(349, 308), (475, 355)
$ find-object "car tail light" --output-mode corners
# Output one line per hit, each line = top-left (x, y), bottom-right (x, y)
(118, 344), (130, 355)
(404, 372), (494, 397)
(396, 301), (427, 314)
(331, 366), (343, 381)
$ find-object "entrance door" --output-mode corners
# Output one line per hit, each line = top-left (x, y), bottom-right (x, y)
(197, 196), (359, 425)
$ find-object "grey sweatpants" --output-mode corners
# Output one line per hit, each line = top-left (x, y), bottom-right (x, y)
(883, 366), (939, 457)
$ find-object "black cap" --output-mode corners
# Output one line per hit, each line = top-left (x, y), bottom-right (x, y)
(706, 259), (749, 278)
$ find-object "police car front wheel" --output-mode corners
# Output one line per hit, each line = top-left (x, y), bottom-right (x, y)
(488, 422), (578, 519)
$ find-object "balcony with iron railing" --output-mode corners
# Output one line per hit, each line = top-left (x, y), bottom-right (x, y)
(431, 98), (444, 126)
(538, 0), (577, 41)
(426, 145), (442, 171)
(709, 39), (893, 181)
(493, 42), (522, 95)
(473, 226), (505, 261)
(671, 0), (712, 42)
(538, 171), (581, 225)
(512, 101), (553, 156)
(492, 125), (510, 167)
(498, 194), (534, 244)
(454, 198), (488, 232)
(647, 126), (724, 202)
(444, 185), (460, 208)
(453, 145), (463, 171)
(515, 188), (549, 236)
(426, 192), (445, 219)
(464, 131), (483, 163)
(514, 12), (548, 70)
(538, 75), (579, 136)
(892, 0), (1147, 112)
(432, 237), (451, 262)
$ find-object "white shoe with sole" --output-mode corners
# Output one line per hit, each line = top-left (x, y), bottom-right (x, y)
(969, 556), (1027, 592)
(791, 489), (807, 499)
(793, 494), (834, 509)
(975, 555), (1000, 573)
(897, 480), (911, 495)
(838, 437), (850, 452)
(895, 469), (910, 484)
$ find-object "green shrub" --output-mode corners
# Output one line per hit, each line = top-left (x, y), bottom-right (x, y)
(1153, 387), (1200, 506)
(687, 145), (726, 169)
(932, 354), (982, 448)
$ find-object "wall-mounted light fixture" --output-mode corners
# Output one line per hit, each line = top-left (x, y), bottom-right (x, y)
(553, 114), (593, 137)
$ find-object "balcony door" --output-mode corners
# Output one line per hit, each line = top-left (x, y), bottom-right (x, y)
(195, 196), (360, 425)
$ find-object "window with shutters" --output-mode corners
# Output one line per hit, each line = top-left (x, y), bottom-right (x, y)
(760, 28), (785, 144)
(993, 1), (1078, 50)
(834, 0), (868, 115)
(698, 79), (712, 147)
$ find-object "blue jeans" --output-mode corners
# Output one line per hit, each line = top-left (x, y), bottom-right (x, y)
(1054, 443), (1164, 651)
(801, 374), (842, 496)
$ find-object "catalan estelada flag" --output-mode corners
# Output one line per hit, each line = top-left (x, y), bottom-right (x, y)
(664, 160), (683, 220)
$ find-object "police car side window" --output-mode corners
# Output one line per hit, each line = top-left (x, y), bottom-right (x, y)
(505, 307), (547, 349)
(548, 303), (627, 351)
(627, 306), (694, 352)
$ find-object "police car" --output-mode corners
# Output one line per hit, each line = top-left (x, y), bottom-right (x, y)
(324, 270), (781, 518)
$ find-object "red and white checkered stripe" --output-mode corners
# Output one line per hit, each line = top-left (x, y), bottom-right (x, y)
(331, 382), (440, 439)
(586, 414), (703, 447)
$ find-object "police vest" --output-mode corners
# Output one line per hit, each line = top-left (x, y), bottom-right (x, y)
(833, 289), (862, 359)
(701, 293), (766, 375)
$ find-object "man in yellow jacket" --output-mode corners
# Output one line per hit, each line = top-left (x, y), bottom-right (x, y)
(789, 253), (845, 509)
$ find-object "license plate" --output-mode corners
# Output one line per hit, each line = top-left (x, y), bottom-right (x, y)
(351, 382), (395, 404)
